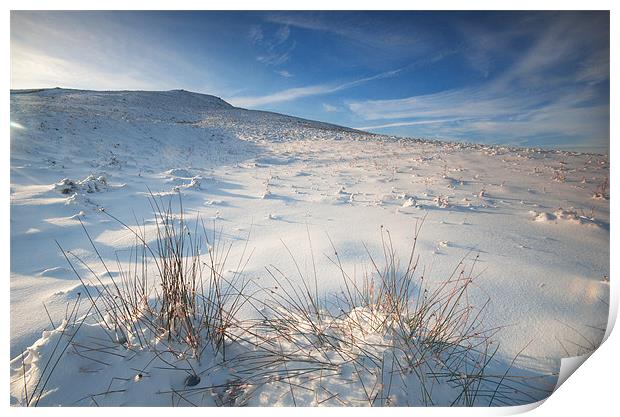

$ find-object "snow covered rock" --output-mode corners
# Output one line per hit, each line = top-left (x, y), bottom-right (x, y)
(54, 175), (108, 195)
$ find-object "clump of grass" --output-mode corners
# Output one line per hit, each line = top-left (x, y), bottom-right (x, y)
(226, 220), (551, 406)
(592, 176), (609, 199)
(15, 192), (253, 406)
(552, 169), (566, 183)
(61, 192), (251, 359)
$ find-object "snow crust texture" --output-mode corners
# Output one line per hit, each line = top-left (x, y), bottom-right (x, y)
(10, 89), (609, 406)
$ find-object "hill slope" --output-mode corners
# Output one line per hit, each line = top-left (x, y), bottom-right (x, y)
(10, 88), (609, 406)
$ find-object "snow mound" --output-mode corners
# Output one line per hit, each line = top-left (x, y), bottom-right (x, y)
(54, 175), (108, 195)
(532, 211), (556, 222)
(172, 176), (203, 190)
(164, 168), (194, 178)
(530, 208), (599, 227)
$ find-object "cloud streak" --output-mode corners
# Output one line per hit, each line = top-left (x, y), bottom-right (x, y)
(265, 12), (425, 52)
(347, 13), (609, 150)
(322, 103), (339, 112)
(357, 118), (473, 131)
(250, 23), (296, 67)
(229, 68), (403, 108)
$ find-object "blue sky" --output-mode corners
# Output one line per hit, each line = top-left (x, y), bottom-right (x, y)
(11, 11), (609, 152)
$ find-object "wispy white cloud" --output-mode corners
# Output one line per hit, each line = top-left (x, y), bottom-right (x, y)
(256, 42), (296, 66)
(275, 25), (290, 43)
(322, 103), (339, 112)
(348, 87), (531, 121)
(251, 23), (296, 67)
(347, 13), (609, 148)
(248, 25), (264, 43)
(357, 118), (472, 131)
(349, 85), (608, 148)
(230, 68), (403, 108)
(575, 49), (609, 85)
(276, 70), (293, 78)
(230, 84), (336, 108)
(455, 18), (526, 78)
(349, 84), (608, 147)
(265, 12), (428, 54)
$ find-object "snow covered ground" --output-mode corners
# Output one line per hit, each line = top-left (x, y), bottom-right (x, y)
(9, 88), (609, 406)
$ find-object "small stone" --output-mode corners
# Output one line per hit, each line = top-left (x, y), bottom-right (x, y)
(185, 374), (201, 387)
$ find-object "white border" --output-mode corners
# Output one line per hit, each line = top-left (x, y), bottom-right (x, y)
(3, 1), (617, 416)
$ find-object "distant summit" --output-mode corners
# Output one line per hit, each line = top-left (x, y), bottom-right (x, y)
(10, 87), (362, 134)
(11, 88), (234, 111)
